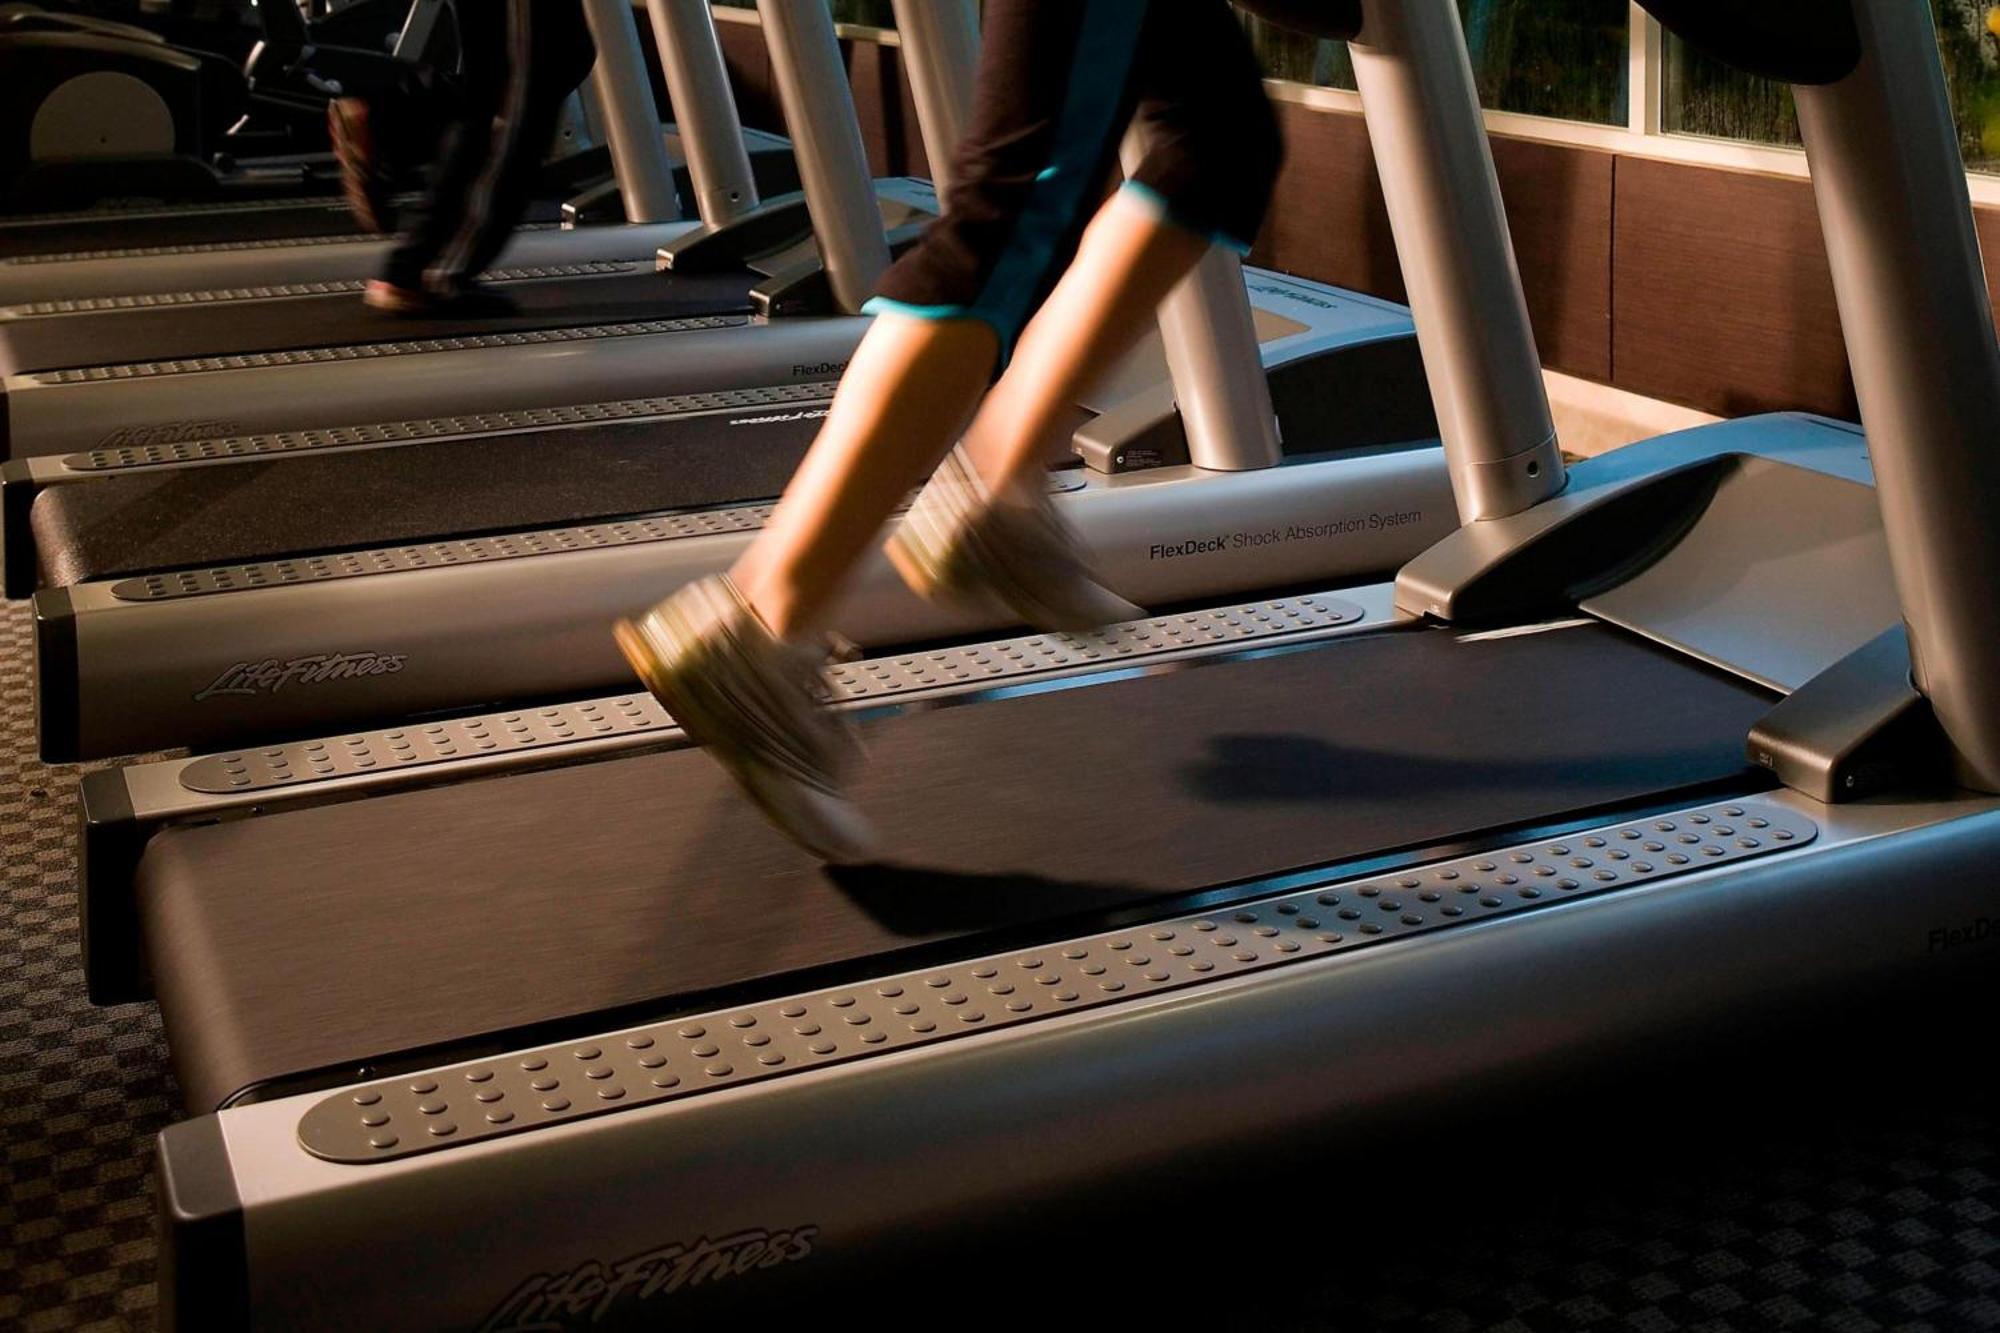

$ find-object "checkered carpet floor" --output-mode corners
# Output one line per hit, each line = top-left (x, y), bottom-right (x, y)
(1, 600), (174, 1331)
(1, 596), (1997, 1331)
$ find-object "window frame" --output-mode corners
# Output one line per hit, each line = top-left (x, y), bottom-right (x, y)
(1265, 5), (2000, 207)
(707, 2), (2000, 207)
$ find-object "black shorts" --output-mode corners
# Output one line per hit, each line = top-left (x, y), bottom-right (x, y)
(868, 0), (1283, 361)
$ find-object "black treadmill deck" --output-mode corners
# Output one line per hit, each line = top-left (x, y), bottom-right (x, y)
(0, 267), (758, 375)
(136, 622), (1776, 1112)
(0, 198), (364, 261)
(28, 405), (829, 586)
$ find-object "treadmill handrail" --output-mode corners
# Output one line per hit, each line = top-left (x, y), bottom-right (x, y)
(1636, 0), (2000, 792)
(887, 0), (979, 197)
(645, 0), (760, 227)
(1348, 0), (1563, 521)
(755, 0), (890, 313)
(578, 0), (682, 223)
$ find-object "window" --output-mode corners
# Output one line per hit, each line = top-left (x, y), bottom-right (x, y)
(1663, 2), (2000, 174)
(1241, 0), (1630, 126)
(713, 2), (2000, 190)
(830, 0), (895, 27)
(713, 0), (896, 27)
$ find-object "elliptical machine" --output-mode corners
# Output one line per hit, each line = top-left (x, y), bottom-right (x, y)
(0, 0), (432, 208)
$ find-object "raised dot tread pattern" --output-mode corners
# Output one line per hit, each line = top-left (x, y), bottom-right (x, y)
(26, 315), (741, 384)
(299, 799), (1816, 1163)
(2, 262), (636, 317)
(65, 381), (835, 471)
(176, 597), (1366, 793)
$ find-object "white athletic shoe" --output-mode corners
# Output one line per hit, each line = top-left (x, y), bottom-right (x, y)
(885, 446), (1143, 633)
(615, 577), (878, 865)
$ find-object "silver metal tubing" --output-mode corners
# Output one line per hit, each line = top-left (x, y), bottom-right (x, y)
(756, 0), (891, 313)
(576, 64), (610, 149)
(389, 0), (446, 60)
(577, 0), (682, 223)
(888, 0), (979, 195)
(1349, 0), (1562, 521)
(644, 0), (760, 226)
(1792, 0), (2000, 792)
(1118, 133), (1283, 473)
(547, 89), (601, 164)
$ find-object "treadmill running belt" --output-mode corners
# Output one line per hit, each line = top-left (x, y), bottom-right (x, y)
(138, 622), (1775, 1112)
(0, 197), (566, 261)
(0, 200), (362, 261)
(31, 412), (826, 585)
(0, 268), (756, 375)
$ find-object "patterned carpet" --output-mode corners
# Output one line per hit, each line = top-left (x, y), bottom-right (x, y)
(0, 600), (174, 1332)
(0, 593), (1997, 1331)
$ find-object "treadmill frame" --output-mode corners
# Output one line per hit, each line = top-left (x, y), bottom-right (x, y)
(26, 272), (1450, 760)
(102, 1), (2000, 1326)
(147, 786), (2000, 1330)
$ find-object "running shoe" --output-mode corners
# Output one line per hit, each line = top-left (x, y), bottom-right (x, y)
(362, 278), (520, 317)
(616, 576), (878, 864)
(886, 445), (1143, 632)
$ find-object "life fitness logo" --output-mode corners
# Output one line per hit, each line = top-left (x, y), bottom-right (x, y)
(479, 1227), (819, 1331)
(193, 651), (407, 702)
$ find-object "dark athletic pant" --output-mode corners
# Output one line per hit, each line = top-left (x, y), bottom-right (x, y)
(383, 0), (597, 293)
(869, 0), (1283, 365)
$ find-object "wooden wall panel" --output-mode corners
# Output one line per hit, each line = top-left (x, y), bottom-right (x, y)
(1611, 158), (1855, 420)
(1978, 212), (2000, 333)
(1248, 103), (1613, 382)
(1492, 135), (1614, 383)
(1247, 104), (1403, 302)
(720, 25), (2000, 421)
(843, 41), (929, 180)
(716, 20), (779, 139)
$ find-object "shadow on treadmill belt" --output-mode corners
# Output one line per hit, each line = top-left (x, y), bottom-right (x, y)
(139, 622), (1775, 1112)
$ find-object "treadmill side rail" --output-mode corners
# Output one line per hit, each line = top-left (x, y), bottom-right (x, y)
(176, 796), (2000, 1331)
(1748, 625), (1951, 802)
(2, 314), (853, 462)
(1394, 413), (1871, 625)
(295, 798), (1820, 1165)
(156, 1118), (249, 1333)
(0, 222), (700, 307)
(2, 457), (35, 597)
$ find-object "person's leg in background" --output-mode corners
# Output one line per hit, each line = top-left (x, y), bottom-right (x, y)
(618, 0), (1281, 860)
(417, 0), (597, 297)
(352, 0), (509, 308)
(325, 28), (458, 236)
(358, 0), (595, 312)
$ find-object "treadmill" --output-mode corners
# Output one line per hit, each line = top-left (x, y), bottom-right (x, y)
(15, 10), (1452, 761)
(0, 0), (953, 461)
(89, 1), (2000, 1326)
(0, 0), (805, 304)
(18, 266), (1446, 760)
